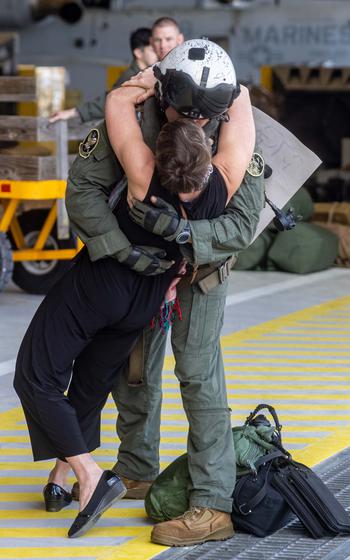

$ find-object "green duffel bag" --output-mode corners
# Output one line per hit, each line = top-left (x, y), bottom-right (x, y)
(283, 186), (314, 223)
(145, 407), (277, 522)
(267, 222), (339, 274)
(235, 229), (276, 270)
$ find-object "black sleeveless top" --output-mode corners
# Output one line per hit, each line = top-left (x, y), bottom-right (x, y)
(114, 165), (227, 262)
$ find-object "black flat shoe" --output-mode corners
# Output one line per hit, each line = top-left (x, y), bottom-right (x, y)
(43, 483), (72, 512)
(68, 470), (126, 538)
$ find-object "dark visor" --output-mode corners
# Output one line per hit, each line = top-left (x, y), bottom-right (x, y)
(154, 66), (240, 119)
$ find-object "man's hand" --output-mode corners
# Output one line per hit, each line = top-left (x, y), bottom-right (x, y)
(129, 196), (189, 242)
(49, 108), (79, 123)
(116, 244), (174, 275)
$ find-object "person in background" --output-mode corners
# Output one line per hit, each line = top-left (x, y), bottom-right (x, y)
(49, 27), (157, 123)
(150, 16), (184, 60)
(49, 17), (184, 123)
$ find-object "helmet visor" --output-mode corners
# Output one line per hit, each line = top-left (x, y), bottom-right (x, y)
(154, 66), (240, 119)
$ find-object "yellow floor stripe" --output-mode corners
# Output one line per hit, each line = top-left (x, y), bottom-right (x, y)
(0, 508), (144, 519)
(0, 294), (349, 559)
(0, 527), (143, 538)
(222, 349), (350, 355)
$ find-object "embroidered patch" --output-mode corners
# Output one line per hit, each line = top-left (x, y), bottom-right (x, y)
(78, 128), (100, 159)
(247, 152), (264, 177)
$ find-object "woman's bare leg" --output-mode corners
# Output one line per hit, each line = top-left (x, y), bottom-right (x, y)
(66, 453), (103, 511)
(48, 459), (71, 488)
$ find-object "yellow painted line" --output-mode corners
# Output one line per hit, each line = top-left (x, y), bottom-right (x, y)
(159, 378), (350, 390)
(223, 383), (350, 390)
(0, 493), (41, 501)
(293, 424), (350, 468)
(0, 437), (30, 443)
(273, 328), (350, 334)
(222, 349), (350, 355)
(0, 477), (56, 485)
(223, 343), (350, 348)
(0, 508), (145, 519)
(249, 336), (350, 342)
(100, 528), (168, 560)
(222, 357), (350, 364)
(0, 546), (149, 559)
(177, 366), (349, 373)
(0, 527), (142, 538)
(226, 394), (350, 401)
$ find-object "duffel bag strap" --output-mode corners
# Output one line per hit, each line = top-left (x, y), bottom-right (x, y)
(245, 403), (291, 456)
(254, 449), (287, 468)
(245, 403), (282, 433)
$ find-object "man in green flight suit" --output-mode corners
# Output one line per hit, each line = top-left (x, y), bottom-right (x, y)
(65, 40), (265, 546)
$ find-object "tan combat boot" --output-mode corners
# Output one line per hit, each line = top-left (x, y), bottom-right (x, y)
(119, 475), (153, 499)
(71, 475), (153, 501)
(151, 506), (234, 546)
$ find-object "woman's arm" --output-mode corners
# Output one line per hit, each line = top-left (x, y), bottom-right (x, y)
(105, 86), (155, 203)
(212, 85), (255, 203)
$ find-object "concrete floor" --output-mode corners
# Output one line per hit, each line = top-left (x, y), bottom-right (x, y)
(0, 267), (349, 560)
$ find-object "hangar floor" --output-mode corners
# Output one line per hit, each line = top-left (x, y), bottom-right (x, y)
(0, 266), (350, 560)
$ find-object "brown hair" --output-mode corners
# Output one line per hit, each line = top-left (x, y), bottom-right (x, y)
(155, 119), (212, 194)
(152, 17), (181, 33)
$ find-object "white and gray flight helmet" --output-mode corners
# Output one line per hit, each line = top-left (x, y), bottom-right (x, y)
(153, 38), (240, 120)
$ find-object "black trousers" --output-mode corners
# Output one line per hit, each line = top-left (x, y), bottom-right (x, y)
(14, 250), (175, 461)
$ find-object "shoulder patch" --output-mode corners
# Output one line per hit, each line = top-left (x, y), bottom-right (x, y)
(247, 152), (264, 177)
(79, 128), (100, 159)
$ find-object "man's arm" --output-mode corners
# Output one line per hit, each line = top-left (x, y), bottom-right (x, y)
(65, 122), (129, 260)
(66, 122), (173, 275)
(213, 85), (255, 202)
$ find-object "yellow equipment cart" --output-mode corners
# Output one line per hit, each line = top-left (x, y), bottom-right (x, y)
(0, 178), (83, 294)
(0, 101), (93, 293)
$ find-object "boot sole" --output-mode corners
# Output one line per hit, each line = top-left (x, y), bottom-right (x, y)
(68, 480), (126, 538)
(151, 527), (234, 547)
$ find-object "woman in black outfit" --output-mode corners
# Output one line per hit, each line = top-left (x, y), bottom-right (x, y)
(13, 72), (255, 538)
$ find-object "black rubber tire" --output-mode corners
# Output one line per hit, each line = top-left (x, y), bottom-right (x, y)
(0, 232), (14, 292)
(10, 209), (76, 295)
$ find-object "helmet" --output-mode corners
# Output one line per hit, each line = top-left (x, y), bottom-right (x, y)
(153, 38), (240, 119)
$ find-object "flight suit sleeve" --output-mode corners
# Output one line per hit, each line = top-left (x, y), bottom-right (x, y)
(66, 123), (130, 261)
(186, 169), (266, 265)
(76, 94), (107, 122)
(76, 63), (139, 122)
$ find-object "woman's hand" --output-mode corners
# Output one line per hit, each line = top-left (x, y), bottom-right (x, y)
(122, 66), (157, 104)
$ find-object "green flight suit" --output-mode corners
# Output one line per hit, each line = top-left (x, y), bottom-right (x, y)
(76, 59), (140, 122)
(66, 105), (265, 512)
